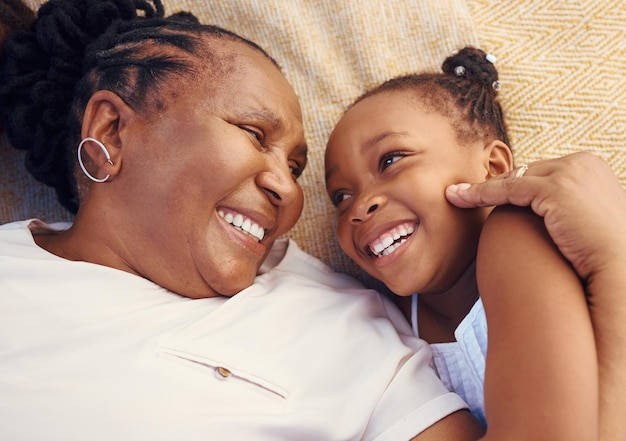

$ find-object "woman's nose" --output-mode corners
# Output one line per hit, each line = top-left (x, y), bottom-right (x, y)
(256, 157), (300, 207)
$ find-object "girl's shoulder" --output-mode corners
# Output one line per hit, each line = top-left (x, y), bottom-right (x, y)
(476, 203), (581, 310)
(478, 204), (549, 261)
(482, 204), (543, 235)
(476, 204), (561, 303)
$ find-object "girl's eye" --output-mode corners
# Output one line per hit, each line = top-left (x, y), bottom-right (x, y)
(380, 152), (404, 171)
(331, 191), (351, 207)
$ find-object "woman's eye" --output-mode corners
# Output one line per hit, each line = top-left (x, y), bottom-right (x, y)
(380, 152), (404, 171)
(289, 161), (304, 179)
(240, 126), (264, 144)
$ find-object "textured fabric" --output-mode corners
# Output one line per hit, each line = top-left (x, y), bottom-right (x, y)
(467, 0), (626, 180)
(0, 224), (467, 440)
(412, 295), (488, 427)
(3, 0), (624, 282)
(0, 136), (72, 224)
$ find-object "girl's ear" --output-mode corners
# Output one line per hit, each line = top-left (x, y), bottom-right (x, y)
(80, 90), (135, 179)
(484, 139), (513, 179)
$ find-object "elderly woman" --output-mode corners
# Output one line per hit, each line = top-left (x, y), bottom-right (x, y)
(1, 0), (624, 440)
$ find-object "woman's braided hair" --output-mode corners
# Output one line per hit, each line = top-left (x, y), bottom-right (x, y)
(352, 46), (510, 149)
(0, 0), (36, 51)
(0, 0), (277, 214)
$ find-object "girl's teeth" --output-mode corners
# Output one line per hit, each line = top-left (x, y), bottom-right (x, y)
(369, 224), (416, 257)
(382, 236), (393, 248)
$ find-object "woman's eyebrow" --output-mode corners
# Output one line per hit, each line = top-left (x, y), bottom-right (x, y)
(240, 108), (283, 130)
(244, 107), (308, 151)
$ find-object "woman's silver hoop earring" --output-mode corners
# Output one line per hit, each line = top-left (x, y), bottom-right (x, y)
(77, 137), (113, 183)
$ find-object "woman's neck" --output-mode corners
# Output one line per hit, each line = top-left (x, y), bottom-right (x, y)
(32, 222), (109, 268)
(32, 213), (135, 276)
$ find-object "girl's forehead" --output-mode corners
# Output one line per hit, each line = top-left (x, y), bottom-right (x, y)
(337, 92), (415, 133)
(350, 91), (416, 118)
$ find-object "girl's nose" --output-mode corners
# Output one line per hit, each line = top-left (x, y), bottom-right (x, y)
(349, 195), (383, 223)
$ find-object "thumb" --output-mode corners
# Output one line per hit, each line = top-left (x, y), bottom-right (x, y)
(446, 176), (535, 209)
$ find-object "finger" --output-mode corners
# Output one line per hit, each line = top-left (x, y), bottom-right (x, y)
(446, 176), (537, 209)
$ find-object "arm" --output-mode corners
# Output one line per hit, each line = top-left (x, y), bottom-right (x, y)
(587, 250), (626, 441)
(477, 205), (598, 440)
(446, 152), (626, 439)
(409, 410), (485, 441)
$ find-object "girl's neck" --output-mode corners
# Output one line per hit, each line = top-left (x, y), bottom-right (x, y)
(414, 260), (480, 343)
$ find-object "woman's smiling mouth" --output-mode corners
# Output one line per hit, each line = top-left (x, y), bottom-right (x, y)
(218, 209), (265, 241)
(367, 222), (416, 257)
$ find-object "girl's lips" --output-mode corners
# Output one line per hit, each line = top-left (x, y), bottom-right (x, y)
(367, 221), (416, 257)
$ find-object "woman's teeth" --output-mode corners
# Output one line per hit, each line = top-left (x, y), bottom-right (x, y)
(218, 210), (265, 241)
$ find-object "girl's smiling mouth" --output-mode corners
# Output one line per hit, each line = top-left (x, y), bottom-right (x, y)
(367, 222), (416, 257)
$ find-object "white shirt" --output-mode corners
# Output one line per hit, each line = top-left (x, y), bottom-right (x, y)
(0, 220), (466, 440)
(411, 294), (488, 426)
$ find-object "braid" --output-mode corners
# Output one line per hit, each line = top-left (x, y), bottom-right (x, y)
(0, 0), (35, 43)
(441, 46), (509, 145)
(0, 0), (35, 133)
(353, 46), (510, 149)
(0, 0), (277, 214)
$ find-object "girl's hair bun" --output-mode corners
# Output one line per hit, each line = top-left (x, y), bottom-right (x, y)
(442, 46), (500, 92)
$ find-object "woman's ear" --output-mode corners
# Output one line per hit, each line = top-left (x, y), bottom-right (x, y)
(80, 90), (135, 179)
(483, 139), (513, 179)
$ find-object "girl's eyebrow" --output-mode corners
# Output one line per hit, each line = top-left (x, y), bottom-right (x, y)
(363, 131), (410, 151)
(325, 131), (410, 181)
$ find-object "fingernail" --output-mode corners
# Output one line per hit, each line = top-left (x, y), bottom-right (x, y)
(448, 183), (471, 193)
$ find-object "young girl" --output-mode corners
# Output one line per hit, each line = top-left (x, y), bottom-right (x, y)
(325, 46), (615, 438)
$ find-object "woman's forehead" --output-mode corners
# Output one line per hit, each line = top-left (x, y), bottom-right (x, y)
(194, 39), (298, 108)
